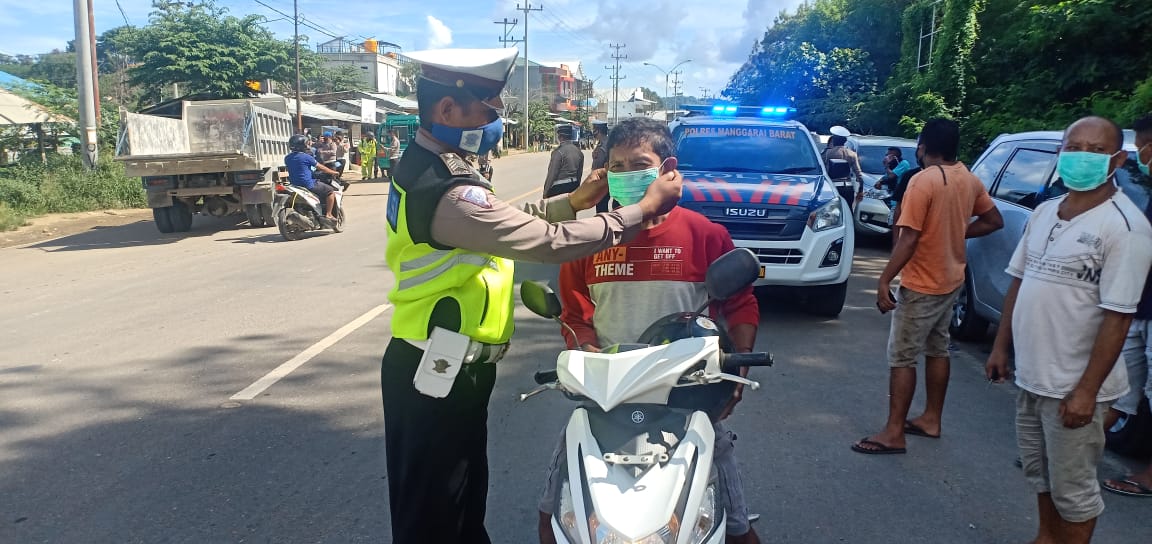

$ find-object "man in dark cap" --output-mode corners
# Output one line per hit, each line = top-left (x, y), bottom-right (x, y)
(381, 47), (684, 544)
(542, 123), (585, 198)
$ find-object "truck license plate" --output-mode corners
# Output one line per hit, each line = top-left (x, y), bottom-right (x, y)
(758, 266), (766, 278)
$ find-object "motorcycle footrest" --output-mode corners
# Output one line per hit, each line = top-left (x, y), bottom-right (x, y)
(602, 452), (668, 466)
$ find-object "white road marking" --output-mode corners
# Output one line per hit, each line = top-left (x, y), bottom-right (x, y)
(230, 302), (393, 400)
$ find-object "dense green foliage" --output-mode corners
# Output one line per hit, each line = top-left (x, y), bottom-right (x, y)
(723, 0), (1152, 158)
(0, 155), (146, 230)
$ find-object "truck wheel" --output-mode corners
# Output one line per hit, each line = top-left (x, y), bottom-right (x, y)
(277, 208), (303, 241)
(950, 272), (989, 341)
(244, 204), (265, 228)
(258, 203), (276, 227)
(807, 281), (847, 317)
(170, 199), (193, 232)
(153, 207), (175, 233)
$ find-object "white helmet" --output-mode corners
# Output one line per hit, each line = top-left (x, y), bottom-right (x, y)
(829, 126), (850, 137)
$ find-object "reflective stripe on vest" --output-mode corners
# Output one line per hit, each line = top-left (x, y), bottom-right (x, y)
(385, 181), (515, 344)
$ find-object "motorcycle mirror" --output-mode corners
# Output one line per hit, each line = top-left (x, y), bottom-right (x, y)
(520, 281), (563, 319)
(704, 248), (760, 301)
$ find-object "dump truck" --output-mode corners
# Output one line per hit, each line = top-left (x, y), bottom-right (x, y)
(115, 97), (293, 233)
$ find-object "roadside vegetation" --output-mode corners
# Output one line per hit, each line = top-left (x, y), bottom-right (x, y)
(0, 156), (145, 231)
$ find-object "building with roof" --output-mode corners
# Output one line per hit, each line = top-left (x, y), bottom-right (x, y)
(315, 37), (403, 95)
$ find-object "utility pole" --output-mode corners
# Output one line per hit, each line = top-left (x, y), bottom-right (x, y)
(671, 70), (683, 114)
(517, 3), (543, 150)
(87, 0), (100, 124)
(699, 87), (710, 101)
(607, 43), (626, 125)
(495, 18), (522, 147)
(294, 0), (303, 132)
(72, 0), (98, 169)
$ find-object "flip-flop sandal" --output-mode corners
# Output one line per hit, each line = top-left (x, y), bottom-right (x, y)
(903, 421), (940, 439)
(1102, 479), (1152, 497)
(851, 438), (907, 455)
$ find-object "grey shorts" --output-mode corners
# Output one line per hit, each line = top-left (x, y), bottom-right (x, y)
(1114, 319), (1152, 416)
(538, 421), (751, 536)
(887, 286), (959, 368)
(1016, 390), (1109, 523)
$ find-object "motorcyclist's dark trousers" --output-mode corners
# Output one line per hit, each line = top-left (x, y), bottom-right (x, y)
(381, 338), (497, 544)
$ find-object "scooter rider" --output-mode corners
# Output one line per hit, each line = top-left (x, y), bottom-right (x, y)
(285, 134), (340, 225)
(380, 47), (684, 544)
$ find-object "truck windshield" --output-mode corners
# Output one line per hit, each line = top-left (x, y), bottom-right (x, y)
(674, 125), (822, 177)
(857, 145), (917, 175)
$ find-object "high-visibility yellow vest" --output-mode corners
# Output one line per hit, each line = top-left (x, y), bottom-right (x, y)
(385, 166), (514, 344)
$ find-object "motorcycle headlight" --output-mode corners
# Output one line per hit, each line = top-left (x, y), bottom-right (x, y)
(588, 511), (678, 544)
(688, 484), (719, 544)
(808, 199), (843, 232)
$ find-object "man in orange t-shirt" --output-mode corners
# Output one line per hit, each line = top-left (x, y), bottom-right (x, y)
(853, 118), (1004, 455)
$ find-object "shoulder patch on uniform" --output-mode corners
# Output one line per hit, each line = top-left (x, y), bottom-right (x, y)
(439, 153), (475, 177)
(458, 186), (492, 209)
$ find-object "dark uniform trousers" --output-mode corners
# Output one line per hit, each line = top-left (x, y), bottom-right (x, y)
(381, 338), (497, 543)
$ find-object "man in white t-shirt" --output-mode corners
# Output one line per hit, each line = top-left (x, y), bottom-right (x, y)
(987, 116), (1152, 544)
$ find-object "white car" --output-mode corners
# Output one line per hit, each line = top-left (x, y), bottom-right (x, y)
(846, 135), (918, 237)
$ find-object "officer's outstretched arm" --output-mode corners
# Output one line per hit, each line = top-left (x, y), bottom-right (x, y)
(430, 185), (643, 265)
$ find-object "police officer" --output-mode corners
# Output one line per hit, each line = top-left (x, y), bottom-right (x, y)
(822, 125), (864, 207)
(542, 123), (584, 198)
(381, 47), (684, 544)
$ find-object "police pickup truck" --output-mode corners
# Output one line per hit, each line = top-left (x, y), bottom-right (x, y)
(670, 105), (854, 316)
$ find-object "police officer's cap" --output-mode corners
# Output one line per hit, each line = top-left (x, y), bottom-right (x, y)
(406, 48), (519, 99)
(830, 126), (851, 137)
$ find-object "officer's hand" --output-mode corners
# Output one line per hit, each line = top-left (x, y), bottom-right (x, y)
(638, 161), (682, 219)
(568, 168), (608, 211)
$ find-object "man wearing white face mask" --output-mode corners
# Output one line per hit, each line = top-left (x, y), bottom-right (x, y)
(987, 116), (1152, 543)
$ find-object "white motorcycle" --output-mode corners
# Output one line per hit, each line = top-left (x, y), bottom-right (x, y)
(273, 171), (346, 241)
(520, 248), (773, 544)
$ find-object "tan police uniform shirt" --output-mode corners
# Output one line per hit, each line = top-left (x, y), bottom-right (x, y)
(822, 145), (863, 187)
(416, 131), (646, 263)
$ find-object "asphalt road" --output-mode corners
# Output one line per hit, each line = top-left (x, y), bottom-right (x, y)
(1, 150), (1149, 544)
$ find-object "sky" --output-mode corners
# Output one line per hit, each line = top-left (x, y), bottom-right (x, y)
(0, 0), (806, 98)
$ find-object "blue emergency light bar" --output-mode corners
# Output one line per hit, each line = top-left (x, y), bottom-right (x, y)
(683, 104), (796, 118)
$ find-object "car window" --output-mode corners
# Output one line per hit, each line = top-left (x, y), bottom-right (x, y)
(970, 142), (1017, 191)
(674, 125), (822, 176)
(854, 145), (916, 175)
(992, 148), (1057, 209)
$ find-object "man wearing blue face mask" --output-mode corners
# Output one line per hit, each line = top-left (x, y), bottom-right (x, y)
(987, 116), (1152, 543)
(381, 48), (685, 544)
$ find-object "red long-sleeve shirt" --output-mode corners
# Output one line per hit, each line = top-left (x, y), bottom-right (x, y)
(558, 207), (760, 348)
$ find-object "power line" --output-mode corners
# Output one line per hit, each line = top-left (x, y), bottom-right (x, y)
(114, 0), (131, 26)
(495, 18), (521, 46)
(536, 10), (602, 54)
(607, 43), (626, 124)
(252, 0), (340, 42)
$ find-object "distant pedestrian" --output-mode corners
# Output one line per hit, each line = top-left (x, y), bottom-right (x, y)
(986, 116), (1152, 543)
(384, 129), (402, 179)
(853, 118), (1004, 455)
(358, 133), (377, 180)
(541, 124), (584, 198)
(333, 134), (348, 175)
(1100, 114), (1152, 499)
(591, 122), (611, 212)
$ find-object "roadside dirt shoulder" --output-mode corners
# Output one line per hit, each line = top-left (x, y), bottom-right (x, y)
(0, 208), (153, 249)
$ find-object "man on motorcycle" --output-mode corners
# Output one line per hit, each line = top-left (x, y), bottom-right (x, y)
(537, 118), (762, 544)
(285, 134), (341, 225)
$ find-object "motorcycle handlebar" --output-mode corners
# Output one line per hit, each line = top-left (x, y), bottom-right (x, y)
(722, 352), (774, 369)
(534, 370), (558, 384)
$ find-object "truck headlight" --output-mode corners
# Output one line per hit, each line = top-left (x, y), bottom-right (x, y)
(808, 199), (843, 232)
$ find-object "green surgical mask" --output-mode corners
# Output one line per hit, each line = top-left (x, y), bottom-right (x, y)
(1137, 144), (1151, 177)
(1057, 150), (1121, 192)
(606, 160), (668, 206)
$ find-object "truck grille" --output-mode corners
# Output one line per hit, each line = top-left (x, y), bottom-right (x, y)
(714, 220), (805, 241)
(750, 247), (804, 265)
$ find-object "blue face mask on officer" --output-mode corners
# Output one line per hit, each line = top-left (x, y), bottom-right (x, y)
(429, 93), (505, 157)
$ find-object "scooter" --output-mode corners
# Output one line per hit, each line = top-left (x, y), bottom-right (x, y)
(273, 171), (346, 241)
(520, 248), (774, 544)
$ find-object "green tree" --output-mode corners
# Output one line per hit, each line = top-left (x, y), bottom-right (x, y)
(112, 1), (298, 104)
